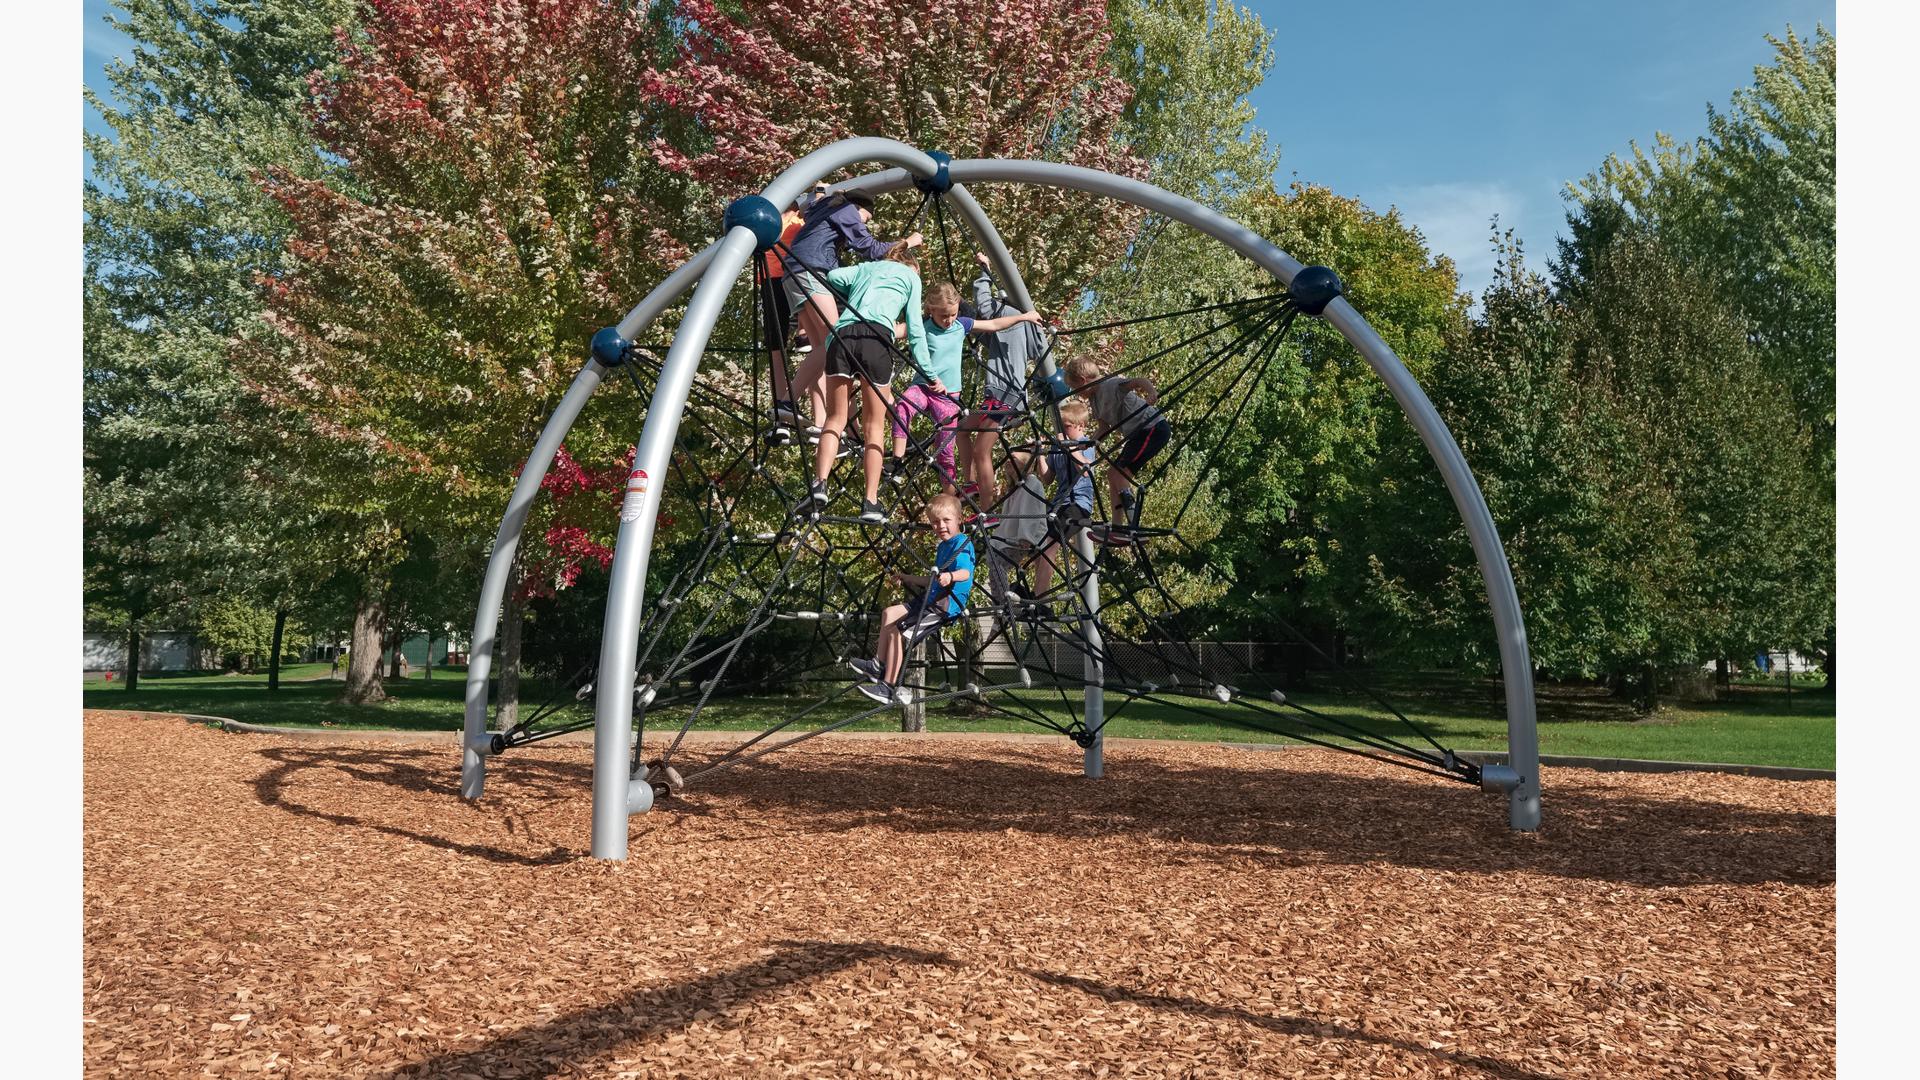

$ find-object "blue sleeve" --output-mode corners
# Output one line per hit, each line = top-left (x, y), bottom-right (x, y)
(833, 205), (894, 261)
(957, 316), (974, 334)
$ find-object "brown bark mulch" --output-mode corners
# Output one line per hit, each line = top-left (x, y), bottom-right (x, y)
(83, 710), (1834, 1078)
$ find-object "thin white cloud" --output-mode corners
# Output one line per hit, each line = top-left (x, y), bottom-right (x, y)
(83, 3), (136, 68)
(1376, 181), (1524, 299)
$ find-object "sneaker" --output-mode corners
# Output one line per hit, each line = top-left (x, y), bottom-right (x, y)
(805, 425), (823, 444)
(846, 657), (882, 681)
(1024, 600), (1055, 620)
(774, 399), (799, 425)
(859, 499), (887, 524)
(1117, 488), (1138, 527)
(960, 482), (980, 499)
(965, 510), (999, 528)
(809, 479), (828, 506)
(856, 682), (895, 705)
(884, 458), (908, 487)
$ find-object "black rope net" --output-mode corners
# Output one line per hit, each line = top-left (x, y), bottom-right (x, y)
(497, 190), (1484, 797)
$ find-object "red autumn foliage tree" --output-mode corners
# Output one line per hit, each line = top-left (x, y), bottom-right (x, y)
(241, 0), (699, 702)
(638, 0), (1148, 296)
(520, 0), (1160, 593)
(246, 0), (1165, 679)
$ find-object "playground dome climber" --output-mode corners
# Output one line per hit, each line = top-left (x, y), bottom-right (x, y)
(459, 139), (1544, 860)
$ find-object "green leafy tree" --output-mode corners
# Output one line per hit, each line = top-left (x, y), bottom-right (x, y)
(196, 595), (306, 672)
(1558, 25), (1835, 690)
(1323, 231), (1613, 676)
(1095, 0), (1281, 315)
(239, 0), (702, 705)
(1183, 185), (1470, 643)
(1564, 27), (1834, 461)
(1349, 225), (1828, 711)
(84, 0), (358, 689)
(1566, 225), (1826, 707)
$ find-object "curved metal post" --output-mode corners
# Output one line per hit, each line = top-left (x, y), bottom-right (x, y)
(1321, 300), (1540, 829)
(591, 138), (948, 859)
(461, 242), (720, 800)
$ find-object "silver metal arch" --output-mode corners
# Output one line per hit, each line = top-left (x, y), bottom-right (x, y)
(460, 242), (721, 800)
(465, 137), (1540, 858)
(457, 138), (1054, 837)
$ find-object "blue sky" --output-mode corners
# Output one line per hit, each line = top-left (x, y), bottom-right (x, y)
(83, 0), (1834, 297)
(1240, 0), (1836, 295)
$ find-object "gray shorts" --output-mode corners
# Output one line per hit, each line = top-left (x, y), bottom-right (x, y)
(782, 265), (833, 318)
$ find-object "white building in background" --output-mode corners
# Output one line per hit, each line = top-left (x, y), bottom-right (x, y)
(83, 632), (211, 673)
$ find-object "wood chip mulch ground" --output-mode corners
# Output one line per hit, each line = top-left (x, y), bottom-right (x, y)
(83, 710), (1835, 1078)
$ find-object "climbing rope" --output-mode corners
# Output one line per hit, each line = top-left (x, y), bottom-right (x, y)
(497, 188), (1481, 797)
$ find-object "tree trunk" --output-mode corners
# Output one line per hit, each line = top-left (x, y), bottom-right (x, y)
(902, 637), (928, 732)
(497, 557), (526, 731)
(124, 625), (141, 692)
(387, 618), (404, 680)
(1715, 656), (1729, 689)
(422, 635), (433, 681)
(267, 609), (288, 692)
(1636, 661), (1659, 715)
(343, 589), (389, 705)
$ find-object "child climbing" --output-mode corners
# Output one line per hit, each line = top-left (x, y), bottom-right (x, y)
(1065, 356), (1171, 531)
(958, 252), (1051, 521)
(1000, 396), (1096, 616)
(761, 197), (809, 440)
(804, 241), (929, 524)
(888, 280), (1043, 494)
(847, 494), (975, 705)
(779, 185), (922, 439)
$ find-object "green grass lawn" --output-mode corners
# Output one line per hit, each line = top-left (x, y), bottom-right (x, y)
(83, 664), (1835, 770)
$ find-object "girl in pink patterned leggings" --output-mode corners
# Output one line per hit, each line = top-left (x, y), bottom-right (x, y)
(888, 280), (1040, 493)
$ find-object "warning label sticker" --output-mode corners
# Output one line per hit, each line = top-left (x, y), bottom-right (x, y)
(618, 469), (649, 523)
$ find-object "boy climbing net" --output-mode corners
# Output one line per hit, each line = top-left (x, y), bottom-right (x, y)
(845, 494), (975, 705)
(1066, 355), (1170, 532)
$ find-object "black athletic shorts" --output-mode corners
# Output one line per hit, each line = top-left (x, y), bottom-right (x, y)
(901, 593), (953, 647)
(825, 321), (895, 386)
(1044, 501), (1093, 548)
(1116, 419), (1172, 472)
(759, 274), (794, 351)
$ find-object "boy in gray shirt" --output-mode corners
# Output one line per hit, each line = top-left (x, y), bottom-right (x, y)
(1065, 356), (1171, 530)
(959, 253), (1051, 521)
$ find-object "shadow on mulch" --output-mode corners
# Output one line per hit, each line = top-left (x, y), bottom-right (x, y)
(246, 742), (1833, 889)
(379, 939), (954, 1080)
(251, 746), (580, 866)
(1026, 969), (1559, 1080)
(377, 938), (1563, 1080)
